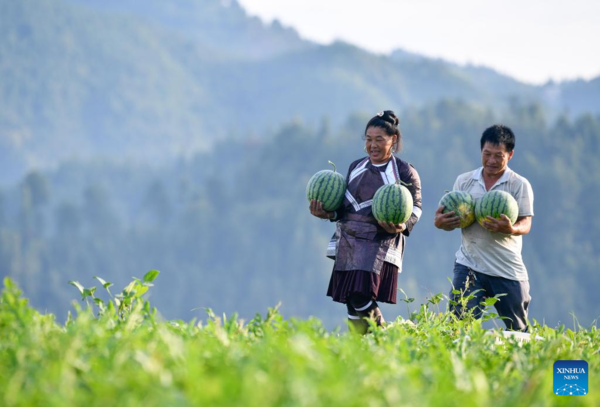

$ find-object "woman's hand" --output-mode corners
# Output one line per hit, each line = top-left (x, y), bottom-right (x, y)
(309, 199), (335, 220)
(378, 221), (405, 234)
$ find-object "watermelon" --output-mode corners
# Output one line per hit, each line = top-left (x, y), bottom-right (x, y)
(306, 161), (347, 212)
(372, 181), (413, 225)
(475, 190), (519, 227)
(439, 191), (475, 228)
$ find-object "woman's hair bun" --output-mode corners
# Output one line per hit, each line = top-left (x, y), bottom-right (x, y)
(366, 109), (402, 140)
(382, 110), (399, 126)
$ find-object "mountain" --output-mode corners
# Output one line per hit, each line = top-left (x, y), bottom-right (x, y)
(389, 49), (540, 103)
(67, 0), (313, 60)
(390, 49), (600, 117)
(0, 0), (216, 181)
(1, 0), (598, 184)
(542, 77), (600, 116)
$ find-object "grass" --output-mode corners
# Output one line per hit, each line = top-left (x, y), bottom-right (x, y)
(0, 275), (598, 406)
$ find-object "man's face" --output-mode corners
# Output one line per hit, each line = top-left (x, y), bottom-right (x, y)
(481, 142), (513, 177)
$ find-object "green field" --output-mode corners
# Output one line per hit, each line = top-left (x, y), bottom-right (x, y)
(1, 275), (597, 406)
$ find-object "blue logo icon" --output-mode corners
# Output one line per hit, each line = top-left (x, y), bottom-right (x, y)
(554, 360), (588, 396)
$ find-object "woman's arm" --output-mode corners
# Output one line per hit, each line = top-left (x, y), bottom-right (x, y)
(401, 162), (422, 236)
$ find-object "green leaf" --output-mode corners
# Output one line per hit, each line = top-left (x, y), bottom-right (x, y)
(428, 293), (443, 305)
(143, 270), (160, 283)
(94, 276), (113, 289)
(68, 281), (85, 295)
(482, 312), (498, 321)
(83, 287), (96, 298)
(124, 281), (137, 294)
(94, 276), (108, 286)
(483, 297), (498, 306)
(134, 285), (149, 298)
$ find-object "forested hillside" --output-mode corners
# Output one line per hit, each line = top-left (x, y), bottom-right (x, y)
(68, 0), (311, 59)
(2, 0), (599, 185)
(2, 101), (599, 328)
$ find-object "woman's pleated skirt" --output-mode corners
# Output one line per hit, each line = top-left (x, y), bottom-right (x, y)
(326, 262), (398, 304)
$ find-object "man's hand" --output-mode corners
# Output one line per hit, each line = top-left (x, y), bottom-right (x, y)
(378, 221), (405, 234)
(434, 206), (461, 231)
(309, 199), (334, 220)
(481, 214), (513, 234)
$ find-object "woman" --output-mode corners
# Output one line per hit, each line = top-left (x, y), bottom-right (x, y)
(309, 110), (422, 333)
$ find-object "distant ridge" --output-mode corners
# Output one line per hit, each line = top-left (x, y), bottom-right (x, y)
(0, 0), (598, 183)
(67, 0), (314, 59)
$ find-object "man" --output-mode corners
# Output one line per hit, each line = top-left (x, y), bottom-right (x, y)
(434, 124), (534, 331)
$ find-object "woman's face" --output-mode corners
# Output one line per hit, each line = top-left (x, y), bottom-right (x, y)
(365, 126), (397, 164)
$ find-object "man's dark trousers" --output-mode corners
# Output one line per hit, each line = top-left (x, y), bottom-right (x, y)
(449, 262), (531, 331)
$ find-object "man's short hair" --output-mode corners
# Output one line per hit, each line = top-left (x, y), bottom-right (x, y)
(480, 124), (516, 152)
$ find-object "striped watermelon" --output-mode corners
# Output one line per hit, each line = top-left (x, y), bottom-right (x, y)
(372, 181), (413, 225)
(439, 191), (475, 228)
(306, 161), (347, 212)
(475, 190), (519, 227)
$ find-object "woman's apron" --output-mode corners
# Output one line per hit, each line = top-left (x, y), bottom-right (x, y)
(327, 158), (405, 274)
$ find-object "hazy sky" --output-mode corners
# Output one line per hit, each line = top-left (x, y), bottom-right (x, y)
(237, 0), (600, 85)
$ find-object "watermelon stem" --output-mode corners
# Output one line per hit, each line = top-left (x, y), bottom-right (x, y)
(328, 160), (337, 173)
(396, 180), (412, 187)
